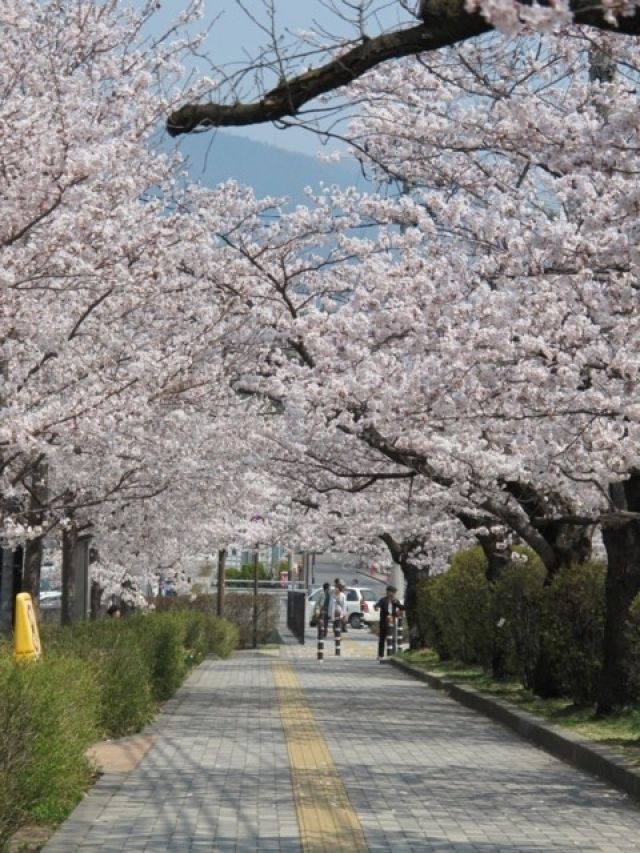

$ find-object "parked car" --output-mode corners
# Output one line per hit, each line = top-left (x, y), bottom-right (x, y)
(344, 586), (380, 628)
(307, 586), (380, 629)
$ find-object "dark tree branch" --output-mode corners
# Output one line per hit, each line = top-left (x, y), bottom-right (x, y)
(167, 4), (489, 135)
(167, 1), (640, 136)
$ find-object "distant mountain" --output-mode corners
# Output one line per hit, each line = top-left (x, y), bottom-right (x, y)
(169, 131), (368, 205)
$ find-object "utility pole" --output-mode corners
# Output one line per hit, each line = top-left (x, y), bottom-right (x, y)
(217, 548), (227, 617)
(252, 547), (259, 649)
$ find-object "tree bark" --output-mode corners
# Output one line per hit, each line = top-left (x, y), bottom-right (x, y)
(167, 1), (640, 136)
(378, 532), (428, 649)
(504, 481), (593, 576)
(401, 560), (427, 649)
(22, 537), (43, 610)
(217, 547), (227, 618)
(21, 461), (48, 606)
(61, 521), (77, 627)
(90, 579), (101, 620)
(598, 473), (640, 713)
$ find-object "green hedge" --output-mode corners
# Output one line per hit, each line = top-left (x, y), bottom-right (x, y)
(626, 593), (640, 701)
(41, 619), (154, 736)
(493, 554), (546, 688)
(42, 611), (238, 725)
(0, 609), (238, 843)
(0, 653), (100, 839)
(154, 593), (276, 649)
(542, 562), (606, 705)
(415, 546), (607, 705)
(420, 547), (494, 666)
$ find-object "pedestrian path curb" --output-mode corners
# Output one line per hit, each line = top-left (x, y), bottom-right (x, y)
(390, 657), (640, 804)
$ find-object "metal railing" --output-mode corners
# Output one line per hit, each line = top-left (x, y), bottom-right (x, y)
(221, 579), (305, 592)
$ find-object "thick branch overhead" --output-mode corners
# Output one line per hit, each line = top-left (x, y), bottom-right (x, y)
(166, 0), (640, 136)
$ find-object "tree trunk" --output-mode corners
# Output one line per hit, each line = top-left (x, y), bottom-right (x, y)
(378, 533), (427, 649)
(61, 522), (77, 626)
(90, 579), (101, 620)
(479, 533), (511, 677)
(539, 520), (593, 575)
(598, 474), (640, 713)
(21, 461), (47, 604)
(22, 536), (43, 610)
(401, 560), (427, 649)
(217, 548), (227, 618)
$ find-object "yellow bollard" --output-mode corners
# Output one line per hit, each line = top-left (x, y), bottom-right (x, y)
(14, 592), (42, 662)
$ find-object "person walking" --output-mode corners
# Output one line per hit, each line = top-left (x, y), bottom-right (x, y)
(374, 585), (403, 661)
(318, 582), (331, 638)
(329, 581), (347, 638)
(334, 577), (349, 632)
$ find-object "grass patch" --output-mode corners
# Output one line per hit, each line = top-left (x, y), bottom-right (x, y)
(399, 649), (640, 761)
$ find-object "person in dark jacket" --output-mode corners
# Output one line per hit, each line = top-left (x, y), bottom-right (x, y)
(318, 582), (331, 638)
(374, 585), (403, 661)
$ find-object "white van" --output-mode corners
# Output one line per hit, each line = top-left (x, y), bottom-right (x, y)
(307, 586), (380, 629)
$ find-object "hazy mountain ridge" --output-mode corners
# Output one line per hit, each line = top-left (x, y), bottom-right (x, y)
(172, 131), (367, 205)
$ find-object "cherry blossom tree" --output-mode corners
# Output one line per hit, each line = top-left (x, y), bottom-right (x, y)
(166, 0), (640, 136)
(0, 1), (277, 607)
(203, 28), (640, 702)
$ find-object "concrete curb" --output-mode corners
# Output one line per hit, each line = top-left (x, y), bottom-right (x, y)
(390, 657), (640, 803)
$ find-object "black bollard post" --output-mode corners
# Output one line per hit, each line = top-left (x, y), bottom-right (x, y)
(386, 614), (394, 658)
(396, 614), (404, 653)
(317, 616), (324, 661)
(334, 619), (341, 656)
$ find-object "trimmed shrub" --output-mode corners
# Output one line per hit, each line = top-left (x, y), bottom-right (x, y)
(415, 576), (449, 659)
(42, 620), (155, 737)
(0, 652), (100, 837)
(155, 593), (272, 649)
(1, 609), (238, 841)
(429, 547), (494, 666)
(202, 613), (238, 658)
(625, 593), (640, 701)
(493, 551), (546, 687)
(41, 610), (237, 735)
(220, 593), (277, 648)
(542, 562), (606, 705)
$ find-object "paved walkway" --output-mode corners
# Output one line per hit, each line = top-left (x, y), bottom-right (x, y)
(44, 623), (640, 852)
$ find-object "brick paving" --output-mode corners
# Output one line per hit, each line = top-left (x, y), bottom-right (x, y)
(44, 651), (299, 853)
(294, 657), (640, 852)
(44, 624), (640, 852)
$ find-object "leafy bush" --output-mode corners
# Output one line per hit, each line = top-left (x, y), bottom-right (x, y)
(155, 593), (272, 649)
(0, 652), (100, 838)
(415, 576), (449, 659)
(41, 610), (237, 733)
(542, 562), (606, 705)
(625, 593), (640, 701)
(428, 547), (494, 666)
(128, 613), (188, 702)
(1, 609), (238, 842)
(42, 620), (154, 737)
(416, 546), (547, 681)
(225, 562), (269, 581)
(493, 552), (546, 687)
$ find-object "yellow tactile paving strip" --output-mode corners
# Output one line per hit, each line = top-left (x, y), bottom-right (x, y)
(273, 660), (369, 853)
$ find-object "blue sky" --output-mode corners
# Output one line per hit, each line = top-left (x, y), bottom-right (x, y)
(151, 1), (413, 155)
